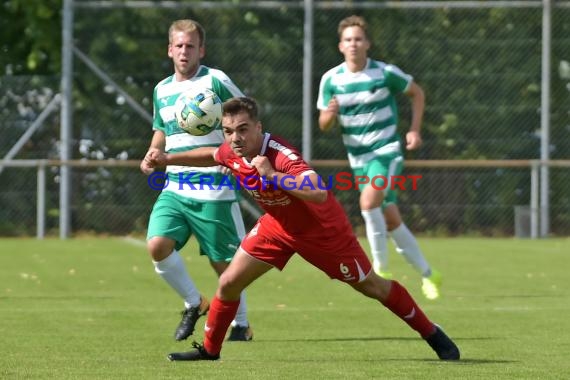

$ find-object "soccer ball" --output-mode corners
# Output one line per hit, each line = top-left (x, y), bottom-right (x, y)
(175, 88), (223, 136)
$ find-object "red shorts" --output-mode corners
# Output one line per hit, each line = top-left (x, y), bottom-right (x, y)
(240, 215), (372, 283)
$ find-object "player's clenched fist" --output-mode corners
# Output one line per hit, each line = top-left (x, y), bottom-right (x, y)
(251, 155), (275, 177)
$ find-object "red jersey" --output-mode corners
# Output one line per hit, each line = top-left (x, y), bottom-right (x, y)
(214, 133), (352, 236)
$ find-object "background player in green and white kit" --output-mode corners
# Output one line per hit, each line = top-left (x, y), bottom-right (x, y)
(140, 19), (252, 341)
(316, 15), (441, 300)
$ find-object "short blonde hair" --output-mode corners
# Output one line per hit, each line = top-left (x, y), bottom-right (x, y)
(168, 19), (206, 46)
(337, 15), (368, 39)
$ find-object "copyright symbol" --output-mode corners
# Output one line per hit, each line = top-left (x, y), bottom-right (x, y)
(147, 171), (169, 191)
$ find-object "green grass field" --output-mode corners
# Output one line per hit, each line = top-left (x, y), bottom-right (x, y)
(1, 237), (568, 379)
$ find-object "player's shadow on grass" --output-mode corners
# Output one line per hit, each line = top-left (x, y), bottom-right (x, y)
(433, 358), (518, 364)
(265, 336), (497, 343)
(261, 337), (516, 364)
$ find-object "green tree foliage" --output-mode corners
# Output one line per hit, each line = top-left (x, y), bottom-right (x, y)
(0, 0), (62, 74)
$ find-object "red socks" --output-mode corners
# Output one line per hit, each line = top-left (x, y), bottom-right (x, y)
(382, 281), (436, 338)
(202, 281), (434, 356)
(203, 296), (240, 355)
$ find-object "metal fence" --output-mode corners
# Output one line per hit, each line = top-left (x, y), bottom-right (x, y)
(2, 159), (569, 238)
(1, 0), (570, 238)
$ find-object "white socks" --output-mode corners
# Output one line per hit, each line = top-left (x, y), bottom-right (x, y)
(232, 292), (249, 327)
(154, 250), (250, 327)
(154, 250), (250, 326)
(153, 250), (201, 309)
(390, 223), (431, 277)
(361, 208), (388, 272)
(361, 209), (432, 278)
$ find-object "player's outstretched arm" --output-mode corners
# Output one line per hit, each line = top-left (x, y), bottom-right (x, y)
(275, 171), (328, 203)
(252, 155), (327, 203)
(149, 147), (218, 167)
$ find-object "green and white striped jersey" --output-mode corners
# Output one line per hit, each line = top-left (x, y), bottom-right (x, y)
(316, 58), (412, 168)
(152, 65), (243, 201)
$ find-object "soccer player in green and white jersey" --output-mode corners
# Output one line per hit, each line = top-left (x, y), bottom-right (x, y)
(140, 19), (252, 342)
(317, 15), (441, 300)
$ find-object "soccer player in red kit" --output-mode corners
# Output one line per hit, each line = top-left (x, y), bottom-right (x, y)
(147, 97), (460, 361)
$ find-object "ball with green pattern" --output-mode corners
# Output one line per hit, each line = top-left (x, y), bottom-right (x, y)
(175, 88), (222, 136)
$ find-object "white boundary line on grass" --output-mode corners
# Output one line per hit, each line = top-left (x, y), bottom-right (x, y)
(122, 236), (146, 247)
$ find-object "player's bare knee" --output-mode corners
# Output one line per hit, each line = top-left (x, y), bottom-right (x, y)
(359, 188), (384, 210)
(147, 237), (174, 261)
(376, 276), (392, 301)
(386, 220), (400, 231)
(366, 276), (391, 301)
(351, 273), (389, 301)
(217, 272), (243, 300)
(383, 204), (402, 231)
